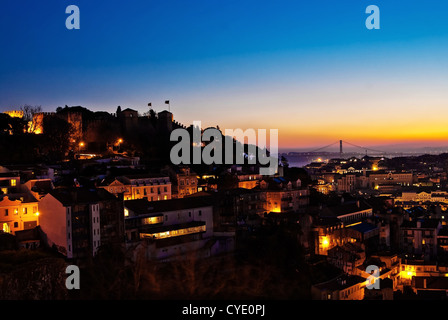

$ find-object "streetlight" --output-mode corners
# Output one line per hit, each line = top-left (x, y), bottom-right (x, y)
(117, 138), (123, 152)
(78, 141), (85, 155)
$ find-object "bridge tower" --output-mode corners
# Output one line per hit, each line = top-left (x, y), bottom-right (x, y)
(339, 140), (343, 158)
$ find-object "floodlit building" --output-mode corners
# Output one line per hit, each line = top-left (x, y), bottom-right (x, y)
(0, 173), (39, 234)
(99, 174), (171, 201)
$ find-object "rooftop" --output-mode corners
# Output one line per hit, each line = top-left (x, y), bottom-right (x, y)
(49, 187), (117, 206)
(124, 196), (213, 216)
(313, 274), (366, 291)
(320, 201), (372, 218)
(401, 219), (440, 229)
(348, 222), (378, 234)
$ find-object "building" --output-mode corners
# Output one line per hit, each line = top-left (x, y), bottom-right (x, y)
(237, 173), (262, 190)
(99, 174), (171, 201)
(313, 217), (350, 256)
(174, 167), (198, 199)
(124, 196), (232, 261)
(0, 172), (39, 234)
(311, 274), (367, 300)
(327, 242), (366, 274)
(319, 200), (373, 226)
(412, 276), (448, 298)
(259, 177), (309, 213)
(400, 219), (441, 260)
(369, 171), (414, 189)
(399, 258), (448, 287)
(0, 195), (39, 234)
(38, 188), (124, 259)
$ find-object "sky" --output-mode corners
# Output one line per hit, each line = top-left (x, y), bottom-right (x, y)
(1, 0), (448, 150)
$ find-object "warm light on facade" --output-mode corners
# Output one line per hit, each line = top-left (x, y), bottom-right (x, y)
(322, 236), (329, 247)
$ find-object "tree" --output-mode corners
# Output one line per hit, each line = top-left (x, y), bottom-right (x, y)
(20, 104), (42, 133)
(116, 106), (122, 118)
(42, 115), (74, 160)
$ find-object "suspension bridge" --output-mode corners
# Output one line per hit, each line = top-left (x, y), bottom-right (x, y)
(303, 140), (388, 157)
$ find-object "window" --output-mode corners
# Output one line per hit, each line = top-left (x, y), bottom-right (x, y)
(13, 222), (18, 228)
(164, 186), (167, 192)
(199, 210), (202, 216)
(10, 179), (16, 187)
(23, 207), (28, 214)
(4, 209), (8, 216)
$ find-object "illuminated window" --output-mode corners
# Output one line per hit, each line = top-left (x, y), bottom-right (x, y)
(124, 208), (129, 217)
(2, 223), (10, 233)
(1, 187), (7, 194)
(10, 179), (16, 186)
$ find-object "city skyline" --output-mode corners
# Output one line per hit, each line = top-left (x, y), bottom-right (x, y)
(2, 0), (448, 149)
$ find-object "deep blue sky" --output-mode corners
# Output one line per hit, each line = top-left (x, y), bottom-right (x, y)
(1, 0), (448, 147)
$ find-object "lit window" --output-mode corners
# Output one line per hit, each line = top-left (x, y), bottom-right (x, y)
(10, 179), (16, 186)
(124, 208), (129, 217)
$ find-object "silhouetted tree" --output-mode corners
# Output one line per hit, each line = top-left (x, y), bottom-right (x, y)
(42, 116), (74, 160)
